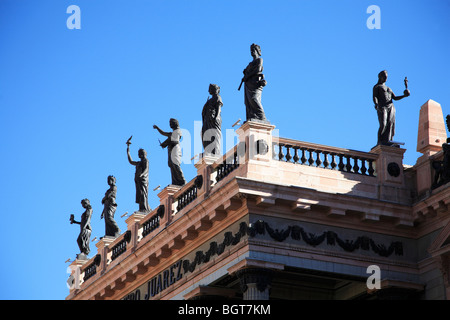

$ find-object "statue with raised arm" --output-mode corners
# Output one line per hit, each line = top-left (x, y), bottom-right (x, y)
(239, 43), (267, 122)
(70, 198), (92, 259)
(153, 118), (186, 186)
(202, 84), (223, 156)
(373, 70), (410, 146)
(101, 175), (120, 237)
(126, 137), (150, 212)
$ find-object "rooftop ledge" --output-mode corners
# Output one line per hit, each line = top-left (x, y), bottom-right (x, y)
(67, 111), (450, 299)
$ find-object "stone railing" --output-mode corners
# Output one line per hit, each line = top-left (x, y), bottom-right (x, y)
(69, 132), (382, 295)
(173, 175), (203, 214)
(110, 230), (131, 261)
(141, 205), (165, 238)
(82, 254), (101, 282)
(212, 145), (241, 185)
(274, 137), (377, 177)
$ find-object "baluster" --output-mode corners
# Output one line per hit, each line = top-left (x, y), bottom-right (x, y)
(353, 156), (360, 174)
(368, 159), (375, 176)
(338, 154), (345, 171)
(323, 152), (329, 169)
(219, 165), (225, 180)
(285, 145), (292, 162)
(222, 164), (228, 176)
(360, 158), (367, 175)
(293, 147), (300, 163)
(215, 166), (220, 182)
(278, 143), (285, 161)
(346, 155), (352, 172)
(308, 149), (315, 166)
(228, 160), (233, 173)
(330, 153), (337, 170)
(272, 143), (278, 160)
(301, 148), (307, 164)
(315, 150), (322, 167)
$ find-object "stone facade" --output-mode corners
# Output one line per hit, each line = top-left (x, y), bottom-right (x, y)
(66, 100), (450, 300)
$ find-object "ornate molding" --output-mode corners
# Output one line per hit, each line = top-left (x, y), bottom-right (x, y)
(183, 222), (248, 274)
(249, 220), (403, 257)
(182, 220), (403, 276)
(387, 162), (401, 177)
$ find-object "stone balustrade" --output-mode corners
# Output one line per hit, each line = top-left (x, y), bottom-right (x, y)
(274, 137), (377, 177)
(69, 132), (389, 294)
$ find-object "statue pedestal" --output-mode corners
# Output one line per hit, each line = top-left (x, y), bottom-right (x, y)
(370, 144), (411, 204)
(158, 185), (182, 224)
(235, 120), (279, 183)
(371, 144), (406, 185)
(195, 154), (220, 197)
(67, 258), (88, 291)
(125, 212), (147, 249)
(95, 236), (115, 272)
(75, 253), (89, 261)
(236, 120), (276, 162)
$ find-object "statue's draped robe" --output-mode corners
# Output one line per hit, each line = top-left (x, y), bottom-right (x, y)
(202, 94), (223, 156)
(77, 207), (92, 255)
(373, 83), (395, 145)
(244, 57), (266, 121)
(135, 159), (149, 211)
(102, 185), (120, 237)
(162, 129), (186, 186)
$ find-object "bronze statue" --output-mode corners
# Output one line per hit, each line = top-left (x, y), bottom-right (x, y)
(239, 43), (267, 122)
(153, 119), (186, 186)
(202, 84), (223, 156)
(373, 70), (410, 146)
(432, 115), (450, 188)
(101, 175), (120, 237)
(70, 199), (92, 259)
(126, 137), (150, 212)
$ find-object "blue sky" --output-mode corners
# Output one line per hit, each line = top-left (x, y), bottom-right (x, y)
(0, 0), (449, 300)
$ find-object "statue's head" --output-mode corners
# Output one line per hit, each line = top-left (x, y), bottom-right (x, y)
(250, 43), (261, 57)
(138, 148), (147, 159)
(209, 84), (220, 95)
(107, 175), (116, 186)
(81, 198), (91, 208)
(170, 118), (179, 129)
(378, 70), (388, 83)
